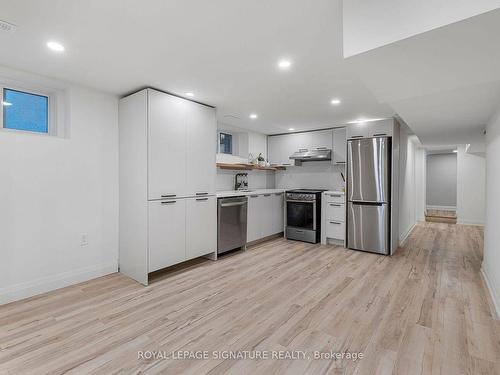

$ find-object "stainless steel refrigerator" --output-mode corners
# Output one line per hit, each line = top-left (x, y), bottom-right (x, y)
(347, 137), (391, 255)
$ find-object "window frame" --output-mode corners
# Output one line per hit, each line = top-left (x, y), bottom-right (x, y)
(0, 83), (57, 136)
(219, 131), (233, 155)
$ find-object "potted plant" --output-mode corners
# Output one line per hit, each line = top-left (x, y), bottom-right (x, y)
(257, 153), (266, 167)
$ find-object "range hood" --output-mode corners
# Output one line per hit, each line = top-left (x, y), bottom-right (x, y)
(289, 148), (332, 161)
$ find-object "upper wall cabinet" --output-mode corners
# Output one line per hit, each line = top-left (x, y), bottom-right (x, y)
(148, 89), (216, 200)
(332, 127), (347, 164)
(346, 119), (394, 140)
(267, 129), (333, 165)
(148, 91), (188, 199)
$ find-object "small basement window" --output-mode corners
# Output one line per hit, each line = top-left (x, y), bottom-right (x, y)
(219, 132), (233, 154)
(2, 87), (50, 134)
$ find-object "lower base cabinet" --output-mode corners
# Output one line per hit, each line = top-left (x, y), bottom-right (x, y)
(247, 193), (284, 243)
(149, 199), (186, 272)
(186, 196), (217, 259)
(148, 196), (216, 273)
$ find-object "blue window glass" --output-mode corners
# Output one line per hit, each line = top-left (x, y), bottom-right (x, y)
(219, 132), (232, 154)
(3, 88), (49, 133)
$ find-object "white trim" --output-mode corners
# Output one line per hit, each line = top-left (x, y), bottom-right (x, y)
(399, 222), (416, 245)
(456, 219), (484, 226)
(0, 262), (118, 305)
(426, 205), (456, 211)
(481, 266), (500, 319)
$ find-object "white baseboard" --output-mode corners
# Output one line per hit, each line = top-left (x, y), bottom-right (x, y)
(399, 222), (416, 246)
(426, 205), (456, 211)
(481, 266), (500, 319)
(457, 219), (485, 226)
(0, 262), (118, 305)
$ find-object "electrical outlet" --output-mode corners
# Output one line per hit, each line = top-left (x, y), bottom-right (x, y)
(80, 234), (89, 247)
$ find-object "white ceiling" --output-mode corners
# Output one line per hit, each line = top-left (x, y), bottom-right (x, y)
(346, 8), (500, 146)
(0, 0), (393, 135)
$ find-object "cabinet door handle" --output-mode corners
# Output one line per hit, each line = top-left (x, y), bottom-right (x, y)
(250, 195), (259, 198)
(316, 147), (327, 150)
(196, 198), (209, 201)
(298, 148), (308, 152)
(161, 201), (176, 204)
(329, 194), (342, 198)
(351, 135), (363, 139)
(329, 203), (341, 207)
(161, 194), (176, 198)
(196, 192), (208, 196)
(275, 193), (282, 196)
(264, 194), (271, 197)
(373, 133), (387, 137)
(330, 221), (341, 225)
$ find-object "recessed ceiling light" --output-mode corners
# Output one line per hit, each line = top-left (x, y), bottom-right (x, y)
(185, 92), (194, 97)
(249, 113), (258, 119)
(47, 41), (65, 52)
(288, 128), (295, 131)
(330, 99), (341, 105)
(278, 59), (292, 70)
(2, 101), (12, 106)
(453, 150), (458, 153)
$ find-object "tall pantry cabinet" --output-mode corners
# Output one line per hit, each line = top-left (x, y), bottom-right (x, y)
(119, 88), (217, 285)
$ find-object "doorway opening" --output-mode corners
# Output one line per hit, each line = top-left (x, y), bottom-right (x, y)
(425, 150), (457, 224)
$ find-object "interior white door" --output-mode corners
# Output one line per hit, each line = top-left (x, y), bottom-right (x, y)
(186, 196), (217, 259)
(148, 199), (186, 272)
(272, 193), (284, 234)
(186, 102), (216, 196)
(247, 195), (262, 242)
(148, 90), (188, 200)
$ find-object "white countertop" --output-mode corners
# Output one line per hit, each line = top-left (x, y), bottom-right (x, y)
(216, 189), (285, 198)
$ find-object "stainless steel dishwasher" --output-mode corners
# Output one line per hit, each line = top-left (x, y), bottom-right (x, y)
(217, 196), (248, 255)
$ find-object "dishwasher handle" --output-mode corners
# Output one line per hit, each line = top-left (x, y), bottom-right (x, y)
(220, 201), (247, 208)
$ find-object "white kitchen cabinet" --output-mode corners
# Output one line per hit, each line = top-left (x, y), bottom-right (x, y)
(148, 199), (186, 272)
(148, 90), (188, 200)
(321, 191), (346, 246)
(186, 196), (217, 259)
(186, 102), (216, 196)
(119, 88), (217, 285)
(308, 129), (333, 151)
(268, 134), (296, 166)
(332, 127), (347, 164)
(368, 119), (393, 137)
(346, 123), (369, 139)
(247, 193), (284, 243)
(247, 195), (262, 242)
(272, 193), (284, 234)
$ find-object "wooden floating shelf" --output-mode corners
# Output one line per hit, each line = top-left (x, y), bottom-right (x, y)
(216, 163), (287, 171)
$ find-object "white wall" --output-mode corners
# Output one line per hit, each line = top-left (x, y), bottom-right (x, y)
(342, 0), (500, 57)
(426, 153), (457, 209)
(456, 145), (486, 225)
(399, 128), (420, 243)
(483, 106), (500, 315)
(0, 70), (119, 304)
(415, 148), (427, 221)
(216, 170), (275, 191)
(274, 162), (345, 191)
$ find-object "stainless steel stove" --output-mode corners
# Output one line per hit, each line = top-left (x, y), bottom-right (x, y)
(285, 189), (326, 243)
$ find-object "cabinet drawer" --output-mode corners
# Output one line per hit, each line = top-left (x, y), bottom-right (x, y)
(325, 193), (344, 203)
(325, 202), (345, 221)
(326, 220), (345, 240)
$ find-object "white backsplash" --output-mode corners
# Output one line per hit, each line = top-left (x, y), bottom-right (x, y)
(216, 169), (275, 191)
(275, 161), (345, 191)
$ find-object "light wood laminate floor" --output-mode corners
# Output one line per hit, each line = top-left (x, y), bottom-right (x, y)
(1, 222), (499, 374)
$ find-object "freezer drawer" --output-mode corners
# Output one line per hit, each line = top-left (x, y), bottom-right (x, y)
(347, 202), (389, 255)
(347, 137), (390, 203)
